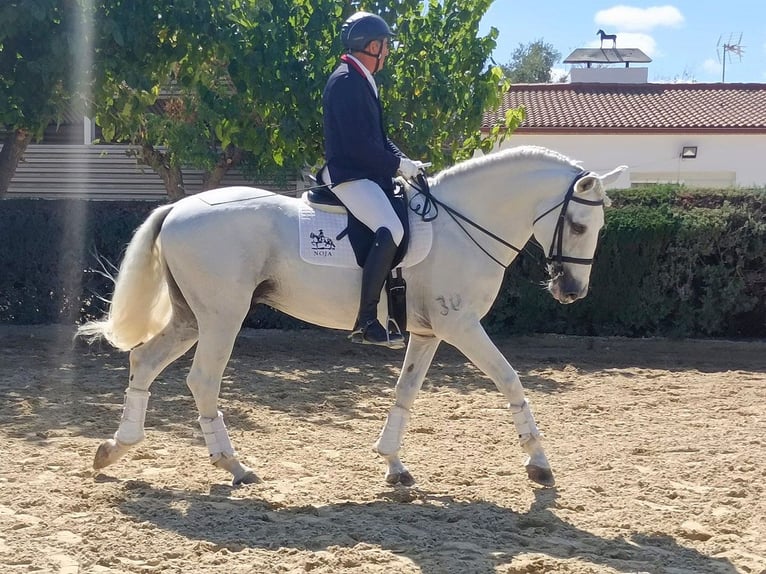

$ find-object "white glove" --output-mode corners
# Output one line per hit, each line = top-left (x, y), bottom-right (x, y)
(397, 157), (421, 179)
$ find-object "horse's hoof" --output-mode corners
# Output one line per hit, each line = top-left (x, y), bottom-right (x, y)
(386, 470), (416, 487)
(93, 439), (124, 470)
(526, 465), (555, 487)
(232, 470), (260, 486)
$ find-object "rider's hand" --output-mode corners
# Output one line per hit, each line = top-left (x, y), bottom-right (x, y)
(397, 157), (421, 179)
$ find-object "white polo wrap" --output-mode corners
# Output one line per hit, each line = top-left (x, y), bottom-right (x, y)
(510, 399), (541, 445)
(198, 411), (236, 463)
(114, 388), (150, 445)
(374, 405), (410, 455)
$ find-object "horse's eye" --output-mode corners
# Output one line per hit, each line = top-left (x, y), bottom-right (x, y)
(570, 222), (587, 235)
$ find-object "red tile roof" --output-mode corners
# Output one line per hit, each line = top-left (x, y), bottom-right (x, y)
(482, 83), (766, 133)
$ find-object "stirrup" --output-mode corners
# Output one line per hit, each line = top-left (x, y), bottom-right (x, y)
(350, 319), (404, 349)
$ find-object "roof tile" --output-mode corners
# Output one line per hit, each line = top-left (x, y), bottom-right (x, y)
(483, 83), (766, 131)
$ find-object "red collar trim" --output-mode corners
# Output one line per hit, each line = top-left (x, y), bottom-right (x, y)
(341, 54), (368, 77)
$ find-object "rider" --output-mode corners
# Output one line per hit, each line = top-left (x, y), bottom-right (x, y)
(322, 11), (421, 347)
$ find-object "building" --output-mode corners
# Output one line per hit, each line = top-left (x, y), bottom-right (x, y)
(3, 143), (300, 200)
(482, 47), (766, 189)
(1, 110), (301, 201)
(6, 42), (766, 197)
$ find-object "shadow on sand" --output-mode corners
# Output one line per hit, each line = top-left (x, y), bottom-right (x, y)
(117, 482), (736, 574)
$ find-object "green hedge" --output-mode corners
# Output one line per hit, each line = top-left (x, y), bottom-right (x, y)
(1, 186), (765, 337)
(485, 186), (766, 338)
(0, 199), (309, 329)
(0, 200), (158, 324)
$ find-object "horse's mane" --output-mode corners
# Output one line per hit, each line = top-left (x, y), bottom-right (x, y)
(432, 145), (582, 186)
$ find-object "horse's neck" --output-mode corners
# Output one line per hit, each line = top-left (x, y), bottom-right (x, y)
(428, 156), (576, 265)
(435, 157), (571, 225)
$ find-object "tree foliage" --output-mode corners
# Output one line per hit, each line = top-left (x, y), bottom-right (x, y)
(1, 1), (521, 199)
(501, 39), (561, 83)
(0, 0), (93, 196)
(91, 0), (520, 198)
(373, 0), (518, 164)
(92, 0), (259, 198)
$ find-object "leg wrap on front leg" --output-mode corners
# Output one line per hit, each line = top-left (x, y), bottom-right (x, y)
(510, 399), (542, 446)
(374, 405), (411, 456)
(198, 411), (236, 464)
(114, 388), (150, 445)
(511, 400), (554, 486)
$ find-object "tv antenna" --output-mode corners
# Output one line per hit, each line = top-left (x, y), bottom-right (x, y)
(716, 33), (745, 82)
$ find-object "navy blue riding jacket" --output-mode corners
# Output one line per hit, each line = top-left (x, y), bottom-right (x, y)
(322, 56), (405, 193)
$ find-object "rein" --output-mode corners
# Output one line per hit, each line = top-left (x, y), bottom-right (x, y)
(408, 170), (603, 269)
(408, 174), (524, 268)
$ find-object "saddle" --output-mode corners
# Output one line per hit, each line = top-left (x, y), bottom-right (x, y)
(306, 176), (410, 333)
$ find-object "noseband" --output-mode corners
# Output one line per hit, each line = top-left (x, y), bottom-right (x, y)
(409, 170), (604, 269)
(533, 170), (604, 267)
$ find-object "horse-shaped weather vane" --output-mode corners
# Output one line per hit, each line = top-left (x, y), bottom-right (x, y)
(597, 29), (617, 49)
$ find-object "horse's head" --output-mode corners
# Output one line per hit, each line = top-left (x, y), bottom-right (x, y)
(532, 166), (626, 304)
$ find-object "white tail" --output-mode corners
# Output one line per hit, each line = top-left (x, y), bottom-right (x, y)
(78, 205), (175, 351)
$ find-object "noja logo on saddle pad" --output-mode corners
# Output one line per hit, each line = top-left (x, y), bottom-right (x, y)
(309, 229), (336, 254)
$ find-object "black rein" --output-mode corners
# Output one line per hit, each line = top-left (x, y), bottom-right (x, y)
(408, 170), (603, 269)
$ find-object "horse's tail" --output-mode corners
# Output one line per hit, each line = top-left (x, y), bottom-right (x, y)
(78, 204), (175, 351)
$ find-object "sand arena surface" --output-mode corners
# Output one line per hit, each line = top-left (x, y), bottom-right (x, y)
(0, 325), (764, 574)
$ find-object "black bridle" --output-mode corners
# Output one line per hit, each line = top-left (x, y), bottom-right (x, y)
(533, 171), (605, 267)
(408, 170), (604, 269)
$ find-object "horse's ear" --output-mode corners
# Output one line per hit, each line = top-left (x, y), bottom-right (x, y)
(575, 174), (599, 195)
(599, 165), (628, 188)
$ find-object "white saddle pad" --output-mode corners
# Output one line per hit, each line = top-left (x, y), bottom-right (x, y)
(298, 192), (433, 268)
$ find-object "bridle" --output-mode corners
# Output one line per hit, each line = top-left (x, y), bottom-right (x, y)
(409, 170), (604, 269)
(533, 171), (605, 267)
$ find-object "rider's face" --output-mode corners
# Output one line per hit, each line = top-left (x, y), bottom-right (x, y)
(375, 38), (390, 69)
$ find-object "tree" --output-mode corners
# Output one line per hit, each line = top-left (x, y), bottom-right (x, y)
(501, 39), (561, 84)
(90, 0), (352, 199)
(0, 0), (93, 197)
(2, 1), (522, 201)
(377, 0), (521, 164)
(91, 0), (243, 199)
(91, 0), (521, 199)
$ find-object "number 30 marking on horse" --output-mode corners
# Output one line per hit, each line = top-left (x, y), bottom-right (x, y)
(436, 294), (462, 315)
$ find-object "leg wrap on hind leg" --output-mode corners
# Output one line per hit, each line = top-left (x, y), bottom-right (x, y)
(198, 411), (236, 464)
(374, 405), (410, 455)
(510, 399), (542, 446)
(114, 388), (150, 445)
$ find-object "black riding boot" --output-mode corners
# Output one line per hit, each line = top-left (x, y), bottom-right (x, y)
(351, 228), (404, 348)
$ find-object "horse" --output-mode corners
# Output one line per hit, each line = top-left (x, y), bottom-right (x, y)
(597, 29), (617, 49)
(78, 145), (626, 489)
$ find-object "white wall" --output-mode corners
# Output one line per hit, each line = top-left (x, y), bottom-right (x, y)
(570, 67), (648, 84)
(498, 133), (766, 188)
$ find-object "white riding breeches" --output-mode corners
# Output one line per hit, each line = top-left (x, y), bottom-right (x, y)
(330, 179), (404, 245)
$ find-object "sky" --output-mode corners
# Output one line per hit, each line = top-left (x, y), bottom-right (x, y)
(479, 1), (766, 83)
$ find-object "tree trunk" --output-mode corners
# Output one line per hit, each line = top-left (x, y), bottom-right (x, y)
(202, 146), (244, 191)
(0, 129), (32, 198)
(139, 144), (186, 201)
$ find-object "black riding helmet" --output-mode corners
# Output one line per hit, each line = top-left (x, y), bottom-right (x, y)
(340, 12), (395, 52)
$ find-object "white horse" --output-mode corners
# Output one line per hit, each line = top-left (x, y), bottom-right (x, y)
(79, 145), (625, 488)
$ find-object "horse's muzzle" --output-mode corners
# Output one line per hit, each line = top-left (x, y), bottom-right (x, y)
(548, 267), (587, 304)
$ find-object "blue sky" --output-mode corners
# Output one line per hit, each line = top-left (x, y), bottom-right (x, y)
(479, 1), (766, 83)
